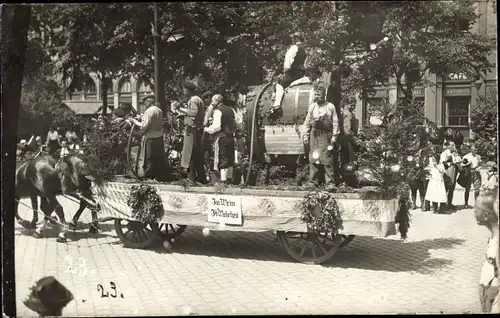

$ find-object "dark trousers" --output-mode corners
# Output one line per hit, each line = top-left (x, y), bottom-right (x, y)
(309, 163), (335, 186)
(411, 179), (430, 210)
(279, 68), (305, 88)
(143, 136), (166, 180)
(443, 166), (457, 207)
(339, 134), (356, 164)
(188, 130), (206, 182)
(218, 134), (235, 170)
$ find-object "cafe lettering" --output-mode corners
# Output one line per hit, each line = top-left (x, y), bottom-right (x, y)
(448, 72), (469, 81)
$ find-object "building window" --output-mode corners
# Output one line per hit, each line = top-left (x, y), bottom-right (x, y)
(119, 77), (132, 93)
(445, 96), (470, 127)
(138, 79), (153, 93)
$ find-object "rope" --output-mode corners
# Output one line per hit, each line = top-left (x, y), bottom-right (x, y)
(15, 198), (103, 228)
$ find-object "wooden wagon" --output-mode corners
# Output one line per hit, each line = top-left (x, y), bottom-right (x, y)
(93, 180), (401, 264)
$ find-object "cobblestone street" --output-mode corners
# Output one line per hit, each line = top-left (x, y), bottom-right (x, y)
(15, 191), (488, 316)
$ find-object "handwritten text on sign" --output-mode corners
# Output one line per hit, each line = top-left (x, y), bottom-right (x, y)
(207, 195), (243, 225)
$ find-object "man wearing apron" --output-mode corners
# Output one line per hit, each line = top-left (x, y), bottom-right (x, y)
(176, 81), (206, 183)
(129, 94), (166, 181)
(204, 100), (237, 184)
(302, 86), (340, 187)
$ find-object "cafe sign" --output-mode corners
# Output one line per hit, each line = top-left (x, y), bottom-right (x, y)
(447, 72), (470, 81)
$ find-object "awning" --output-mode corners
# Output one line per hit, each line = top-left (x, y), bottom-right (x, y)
(62, 100), (114, 115)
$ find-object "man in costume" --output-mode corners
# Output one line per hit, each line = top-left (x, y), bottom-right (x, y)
(440, 141), (461, 210)
(129, 94), (166, 181)
(175, 81), (206, 183)
(302, 85), (340, 187)
(272, 32), (308, 111)
(457, 144), (482, 209)
(203, 94), (224, 181)
(203, 95), (238, 184)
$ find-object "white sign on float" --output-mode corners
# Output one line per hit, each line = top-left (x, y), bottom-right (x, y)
(206, 195), (243, 226)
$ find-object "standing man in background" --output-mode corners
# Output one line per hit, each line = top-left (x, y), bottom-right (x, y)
(302, 86), (340, 187)
(204, 96), (238, 184)
(440, 141), (461, 210)
(176, 81), (206, 183)
(129, 94), (166, 181)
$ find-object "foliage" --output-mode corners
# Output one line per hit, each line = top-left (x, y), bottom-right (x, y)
(471, 90), (498, 161)
(300, 191), (340, 233)
(35, 4), (143, 114)
(80, 120), (132, 179)
(19, 76), (80, 139)
(371, 0), (494, 104)
(126, 184), (164, 224)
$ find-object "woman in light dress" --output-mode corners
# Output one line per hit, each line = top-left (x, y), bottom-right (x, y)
(424, 156), (447, 213)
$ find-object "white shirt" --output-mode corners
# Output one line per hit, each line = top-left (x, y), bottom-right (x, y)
(463, 152), (480, 169)
(284, 43), (300, 71)
(60, 147), (70, 158)
(440, 149), (461, 164)
(205, 108), (239, 135)
(135, 105), (164, 139)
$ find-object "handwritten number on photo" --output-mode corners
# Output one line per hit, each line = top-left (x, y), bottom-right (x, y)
(97, 282), (123, 298)
(97, 284), (109, 298)
(64, 255), (88, 276)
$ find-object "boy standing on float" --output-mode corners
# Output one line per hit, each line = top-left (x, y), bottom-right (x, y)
(302, 85), (340, 187)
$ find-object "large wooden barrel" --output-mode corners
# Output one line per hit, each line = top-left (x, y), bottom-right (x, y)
(246, 83), (325, 157)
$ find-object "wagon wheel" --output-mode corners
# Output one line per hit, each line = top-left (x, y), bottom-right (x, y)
(158, 223), (187, 240)
(114, 219), (159, 249)
(245, 82), (273, 186)
(339, 234), (355, 248)
(277, 231), (342, 265)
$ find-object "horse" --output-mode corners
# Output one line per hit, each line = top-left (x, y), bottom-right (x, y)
(15, 152), (100, 242)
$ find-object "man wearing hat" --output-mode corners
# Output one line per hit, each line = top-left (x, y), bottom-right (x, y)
(273, 32), (308, 110)
(129, 93), (166, 181)
(174, 81), (206, 182)
(302, 85), (340, 187)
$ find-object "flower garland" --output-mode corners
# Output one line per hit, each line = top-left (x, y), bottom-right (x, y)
(300, 191), (340, 233)
(126, 184), (164, 224)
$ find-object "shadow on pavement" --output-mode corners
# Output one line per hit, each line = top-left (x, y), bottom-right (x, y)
(148, 227), (465, 272)
(327, 236), (465, 273)
(16, 225), (115, 242)
(150, 227), (291, 263)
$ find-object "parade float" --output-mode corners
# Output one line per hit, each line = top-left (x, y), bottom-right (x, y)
(84, 79), (435, 265)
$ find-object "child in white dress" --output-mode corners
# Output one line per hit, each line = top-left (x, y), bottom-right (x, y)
(424, 156), (448, 213)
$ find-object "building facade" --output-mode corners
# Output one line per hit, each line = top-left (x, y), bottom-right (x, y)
(355, 0), (497, 137)
(62, 73), (154, 116)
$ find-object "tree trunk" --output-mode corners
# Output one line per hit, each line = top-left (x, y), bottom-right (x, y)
(100, 75), (109, 115)
(1, 5), (31, 318)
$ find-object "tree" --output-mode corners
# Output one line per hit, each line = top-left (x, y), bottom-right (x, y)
(19, 75), (79, 139)
(36, 4), (142, 115)
(372, 1), (494, 110)
(127, 2), (265, 104)
(471, 89), (498, 161)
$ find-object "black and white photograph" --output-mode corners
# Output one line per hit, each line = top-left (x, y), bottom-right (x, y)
(1, 1), (498, 316)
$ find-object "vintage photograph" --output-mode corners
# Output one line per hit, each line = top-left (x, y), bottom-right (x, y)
(1, 1), (498, 316)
